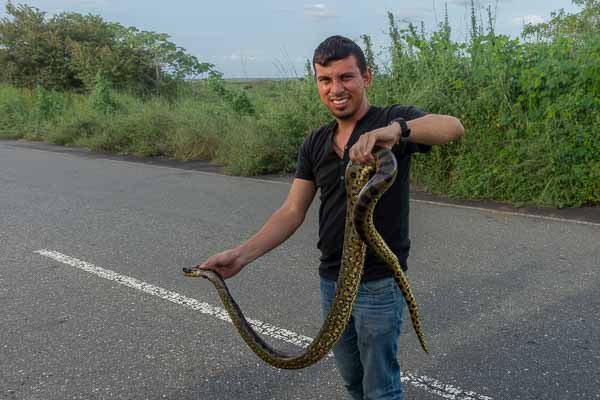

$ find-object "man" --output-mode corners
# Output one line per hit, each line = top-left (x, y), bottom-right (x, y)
(193, 36), (464, 399)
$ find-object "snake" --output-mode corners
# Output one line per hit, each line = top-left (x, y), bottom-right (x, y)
(183, 148), (428, 369)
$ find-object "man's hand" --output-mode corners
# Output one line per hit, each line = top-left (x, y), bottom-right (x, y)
(186, 180), (315, 280)
(191, 247), (249, 279)
(349, 124), (399, 164)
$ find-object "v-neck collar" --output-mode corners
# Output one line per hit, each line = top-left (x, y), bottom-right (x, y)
(327, 106), (377, 160)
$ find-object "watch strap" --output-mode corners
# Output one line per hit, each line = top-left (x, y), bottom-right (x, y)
(389, 117), (410, 140)
(389, 117), (411, 157)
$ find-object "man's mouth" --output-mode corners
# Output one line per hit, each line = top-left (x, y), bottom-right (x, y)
(331, 97), (350, 106)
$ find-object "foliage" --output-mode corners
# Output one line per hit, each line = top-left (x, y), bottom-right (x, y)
(0, 84), (30, 138)
(217, 77), (328, 175)
(89, 72), (119, 114)
(0, 2), (213, 93)
(360, 34), (379, 75)
(0, 1), (598, 208)
(35, 85), (64, 121)
(206, 71), (255, 116)
(380, 0), (599, 207)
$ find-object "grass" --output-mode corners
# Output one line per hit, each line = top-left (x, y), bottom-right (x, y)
(1, 3), (599, 208)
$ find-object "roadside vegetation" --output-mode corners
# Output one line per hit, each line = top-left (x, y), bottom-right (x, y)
(0, 1), (598, 208)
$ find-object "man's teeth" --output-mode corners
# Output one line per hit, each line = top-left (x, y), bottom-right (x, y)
(333, 98), (349, 105)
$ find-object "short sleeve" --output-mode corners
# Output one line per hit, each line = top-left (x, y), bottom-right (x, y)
(295, 136), (315, 181)
(390, 105), (431, 155)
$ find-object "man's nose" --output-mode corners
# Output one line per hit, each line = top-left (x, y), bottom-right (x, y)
(331, 79), (345, 95)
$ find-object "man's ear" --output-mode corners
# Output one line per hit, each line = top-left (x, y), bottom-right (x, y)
(363, 67), (372, 88)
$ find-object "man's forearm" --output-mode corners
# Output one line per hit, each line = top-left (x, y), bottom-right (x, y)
(407, 114), (464, 145)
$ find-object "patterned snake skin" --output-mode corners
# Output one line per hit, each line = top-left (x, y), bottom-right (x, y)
(183, 148), (428, 369)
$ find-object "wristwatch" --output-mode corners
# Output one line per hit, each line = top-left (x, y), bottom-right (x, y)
(389, 117), (411, 143)
(388, 117), (411, 155)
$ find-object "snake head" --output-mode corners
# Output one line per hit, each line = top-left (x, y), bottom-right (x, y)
(183, 266), (208, 278)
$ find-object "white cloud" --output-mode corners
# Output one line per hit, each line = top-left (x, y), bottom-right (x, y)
(276, 4), (337, 19)
(512, 15), (545, 26)
(304, 4), (336, 18)
(225, 53), (258, 62)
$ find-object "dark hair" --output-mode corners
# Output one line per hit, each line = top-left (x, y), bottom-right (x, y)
(312, 35), (368, 74)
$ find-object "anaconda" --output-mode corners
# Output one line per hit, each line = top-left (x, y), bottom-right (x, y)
(183, 148), (428, 369)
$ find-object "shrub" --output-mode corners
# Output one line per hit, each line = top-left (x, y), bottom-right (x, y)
(0, 84), (31, 139)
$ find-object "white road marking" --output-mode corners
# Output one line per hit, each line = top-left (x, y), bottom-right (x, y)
(36, 249), (493, 400)
(34, 249), (313, 348)
(412, 199), (600, 227)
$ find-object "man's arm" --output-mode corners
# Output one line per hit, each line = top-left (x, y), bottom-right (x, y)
(193, 178), (317, 279)
(405, 114), (465, 145)
(349, 113), (464, 164)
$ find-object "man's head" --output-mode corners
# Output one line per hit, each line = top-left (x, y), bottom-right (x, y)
(312, 36), (372, 121)
(312, 35), (368, 75)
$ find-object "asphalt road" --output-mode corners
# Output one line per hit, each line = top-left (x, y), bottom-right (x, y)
(1, 140), (599, 400)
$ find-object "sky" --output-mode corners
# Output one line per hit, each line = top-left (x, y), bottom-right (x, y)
(1, 0), (582, 78)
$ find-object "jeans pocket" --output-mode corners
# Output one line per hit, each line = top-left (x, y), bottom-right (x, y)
(359, 277), (395, 296)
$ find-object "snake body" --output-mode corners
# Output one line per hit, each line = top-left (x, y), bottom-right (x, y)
(183, 148), (427, 369)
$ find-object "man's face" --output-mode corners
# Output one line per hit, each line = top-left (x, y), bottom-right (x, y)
(314, 55), (371, 121)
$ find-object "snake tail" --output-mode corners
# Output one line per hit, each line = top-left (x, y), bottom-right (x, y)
(352, 148), (429, 353)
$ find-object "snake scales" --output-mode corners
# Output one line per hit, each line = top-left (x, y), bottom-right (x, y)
(183, 148), (428, 369)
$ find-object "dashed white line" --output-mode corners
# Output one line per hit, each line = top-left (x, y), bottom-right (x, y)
(35, 249), (493, 400)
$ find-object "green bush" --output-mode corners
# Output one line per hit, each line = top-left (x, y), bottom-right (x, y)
(384, 1), (600, 207)
(168, 98), (229, 160)
(215, 78), (329, 175)
(90, 72), (119, 114)
(47, 101), (105, 146)
(0, 84), (31, 139)
(1, 0), (597, 208)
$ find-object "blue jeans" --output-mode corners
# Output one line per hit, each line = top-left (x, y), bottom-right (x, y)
(320, 276), (405, 400)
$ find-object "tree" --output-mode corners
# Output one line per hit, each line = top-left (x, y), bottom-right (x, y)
(0, 2), (214, 93)
(0, 2), (55, 87)
(115, 27), (213, 92)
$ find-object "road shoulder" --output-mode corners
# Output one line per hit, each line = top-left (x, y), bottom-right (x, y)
(3, 139), (598, 225)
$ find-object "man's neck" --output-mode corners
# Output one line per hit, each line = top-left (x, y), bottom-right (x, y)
(336, 99), (371, 134)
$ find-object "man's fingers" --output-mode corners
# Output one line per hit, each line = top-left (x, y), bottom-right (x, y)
(355, 134), (375, 162)
(367, 133), (376, 153)
(183, 262), (209, 274)
(195, 260), (219, 271)
(350, 133), (381, 164)
(185, 263), (206, 273)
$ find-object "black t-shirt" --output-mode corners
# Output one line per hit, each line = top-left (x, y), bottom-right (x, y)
(295, 105), (430, 282)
